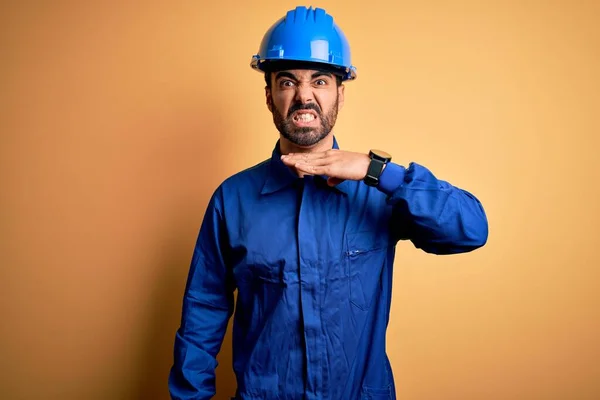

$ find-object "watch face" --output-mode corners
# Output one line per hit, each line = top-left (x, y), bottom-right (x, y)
(370, 149), (392, 160)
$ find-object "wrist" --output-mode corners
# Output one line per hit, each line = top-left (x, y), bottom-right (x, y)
(363, 149), (392, 187)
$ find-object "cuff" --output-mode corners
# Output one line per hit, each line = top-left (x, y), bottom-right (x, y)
(377, 162), (406, 195)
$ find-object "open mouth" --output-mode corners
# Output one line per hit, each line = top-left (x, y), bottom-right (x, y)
(292, 111), (318, 126)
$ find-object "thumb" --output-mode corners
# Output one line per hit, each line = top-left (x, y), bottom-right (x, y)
(327, 177), (345, 187)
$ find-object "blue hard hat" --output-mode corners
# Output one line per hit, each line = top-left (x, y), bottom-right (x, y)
(250, 6), (357, 81)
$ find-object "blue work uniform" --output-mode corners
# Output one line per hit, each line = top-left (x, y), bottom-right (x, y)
(169, 138), (488, 400)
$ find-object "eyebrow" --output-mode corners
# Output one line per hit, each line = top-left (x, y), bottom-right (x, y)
(275, 71), (298, 82)
(311, 71), (333, 80)
(274, 71), (334, 82)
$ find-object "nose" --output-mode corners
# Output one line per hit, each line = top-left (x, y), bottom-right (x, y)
(294, 84), (313, 104)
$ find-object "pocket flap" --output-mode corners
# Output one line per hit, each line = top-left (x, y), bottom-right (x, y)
(346, 231), (389, 254)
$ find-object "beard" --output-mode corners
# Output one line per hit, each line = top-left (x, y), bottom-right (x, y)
(272, 96), (339, 147)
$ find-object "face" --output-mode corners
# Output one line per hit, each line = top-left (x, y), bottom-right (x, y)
(265, 69), (345, 147)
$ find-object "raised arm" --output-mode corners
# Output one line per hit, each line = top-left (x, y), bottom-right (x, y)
(379, 162), (488, 254)
(281, 150), (488, 254)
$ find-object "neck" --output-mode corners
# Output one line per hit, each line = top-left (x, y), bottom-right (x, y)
(279, 133), (334, 155)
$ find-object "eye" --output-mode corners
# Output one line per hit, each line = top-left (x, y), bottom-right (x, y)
(315, 79), (327, 86)
(280, 80), (295, 87)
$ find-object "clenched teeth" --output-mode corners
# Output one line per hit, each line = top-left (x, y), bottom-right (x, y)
(294, 113), (315, 122)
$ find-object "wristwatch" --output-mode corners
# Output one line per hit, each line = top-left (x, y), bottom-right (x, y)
(363, 149), (392, 187)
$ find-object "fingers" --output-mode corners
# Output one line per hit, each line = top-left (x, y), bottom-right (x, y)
(281, 150), (333, 162)
(281, 151), (336, 168)
(293, 155), (334, 174)
(294, 162), (329, 176)
(280, 150), (343, 177)
(294, 157), (330, 167)
(280, 149), (366, 182)
(290, 151), (330, 159)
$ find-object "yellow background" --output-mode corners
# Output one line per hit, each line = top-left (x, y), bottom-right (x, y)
(1, 1), (599, 399)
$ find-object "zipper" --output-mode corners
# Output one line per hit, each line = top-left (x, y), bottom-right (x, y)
(346, 245), (387, 257)
(346, 249), (363, 257)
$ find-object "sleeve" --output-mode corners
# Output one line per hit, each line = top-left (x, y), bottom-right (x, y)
(169, 188), (235, 399)
(377, 162), (488, 254)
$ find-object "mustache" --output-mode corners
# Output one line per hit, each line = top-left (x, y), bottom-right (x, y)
(287, 102), (321, 118)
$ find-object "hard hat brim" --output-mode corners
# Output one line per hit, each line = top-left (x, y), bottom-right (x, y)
(251, 57), (357, 81)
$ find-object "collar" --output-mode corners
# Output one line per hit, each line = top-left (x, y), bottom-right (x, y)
(260, 136), (352, 196)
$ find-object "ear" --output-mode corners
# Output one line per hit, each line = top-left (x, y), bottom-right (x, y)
(337, 84), (345, 111)
(265, 86), (273, 112)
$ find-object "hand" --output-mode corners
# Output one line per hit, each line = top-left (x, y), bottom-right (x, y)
(281, 149), (370, 186)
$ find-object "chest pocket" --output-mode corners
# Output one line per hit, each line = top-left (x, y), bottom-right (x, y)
(345, 231), (389, 310)
(233, 250), (286, 286)
(232, 250), (287, 331)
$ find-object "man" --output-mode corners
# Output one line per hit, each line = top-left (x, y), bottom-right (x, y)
(169, 6), (488, 400)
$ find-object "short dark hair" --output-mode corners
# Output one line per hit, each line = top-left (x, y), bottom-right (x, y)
(262, 60), (344, 88)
